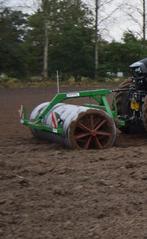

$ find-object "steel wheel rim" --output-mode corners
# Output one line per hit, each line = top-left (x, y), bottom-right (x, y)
(73, 112), (113, 149)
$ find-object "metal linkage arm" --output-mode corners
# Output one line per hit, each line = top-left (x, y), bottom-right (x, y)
(35, 89), (113, 122)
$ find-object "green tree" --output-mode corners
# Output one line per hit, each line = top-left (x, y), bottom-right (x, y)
(25, 0), (94, 78)
(0, 8), (28, 77)
(99, 31), (147, 76)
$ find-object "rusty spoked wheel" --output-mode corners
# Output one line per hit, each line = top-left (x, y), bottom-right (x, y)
(70, 110), (116, 149)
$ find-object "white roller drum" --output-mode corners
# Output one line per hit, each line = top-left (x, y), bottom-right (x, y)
(30, 102), (116, 149)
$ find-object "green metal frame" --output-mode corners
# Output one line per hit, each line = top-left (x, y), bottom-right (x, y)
(20, 88), (125, 135)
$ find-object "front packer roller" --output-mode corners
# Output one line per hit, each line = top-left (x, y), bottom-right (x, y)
(19, 89), (125, 149)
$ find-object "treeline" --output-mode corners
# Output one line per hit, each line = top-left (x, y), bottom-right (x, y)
(0, 1), (147, 80)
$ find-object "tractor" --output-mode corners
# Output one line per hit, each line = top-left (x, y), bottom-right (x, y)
(115, 58), (147, 133)
(19, 58), (147, 150)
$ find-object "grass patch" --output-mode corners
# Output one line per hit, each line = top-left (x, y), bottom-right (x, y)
(0, 75), (125, 89)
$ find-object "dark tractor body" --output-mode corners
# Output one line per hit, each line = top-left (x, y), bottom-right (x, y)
(115, 58), (147, 133)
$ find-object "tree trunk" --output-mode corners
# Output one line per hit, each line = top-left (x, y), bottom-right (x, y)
(43, 21), (49, 80)
(143, 0), (146, 41)
(95, 0), (99, 79)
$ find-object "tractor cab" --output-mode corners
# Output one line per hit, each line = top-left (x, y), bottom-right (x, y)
(130, 58), (147, 91)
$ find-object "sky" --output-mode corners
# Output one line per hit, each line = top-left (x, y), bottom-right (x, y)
(5, 0), (142, 42)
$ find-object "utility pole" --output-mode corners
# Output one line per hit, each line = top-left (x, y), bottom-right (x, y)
(143, 0), (146, 41)
(95, 0), (99, 79)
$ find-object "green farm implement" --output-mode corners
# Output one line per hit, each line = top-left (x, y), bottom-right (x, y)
(20, 88), (124, 149)
(20, 58), (147, 149)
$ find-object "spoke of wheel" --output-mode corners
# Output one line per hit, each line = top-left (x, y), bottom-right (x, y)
(78, 122), (91, 132)
(94, 119), (107, 131)
(84, 136), (92, 149)
(90, 114), (94, 130)
(95, 136), (103, 149)
(96, 131), (111, 137)
(75, 132), (90, 140)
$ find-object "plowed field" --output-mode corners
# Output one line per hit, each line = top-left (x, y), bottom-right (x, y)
(0, 87), (147, 239)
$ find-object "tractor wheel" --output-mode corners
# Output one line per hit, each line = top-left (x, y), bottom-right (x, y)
(143, 95), (147, 131)
(115, 78), (132, 116)
(114, 78), (132, 133)
(69, 109), (117, 149)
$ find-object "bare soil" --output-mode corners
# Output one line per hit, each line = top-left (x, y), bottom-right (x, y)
(0, 86), (147, 239)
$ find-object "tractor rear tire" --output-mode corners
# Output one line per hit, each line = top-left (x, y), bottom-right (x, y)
(114, 78), (132, 133)
(143, 95), (147, 131)
(115, 78), (132, 115)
